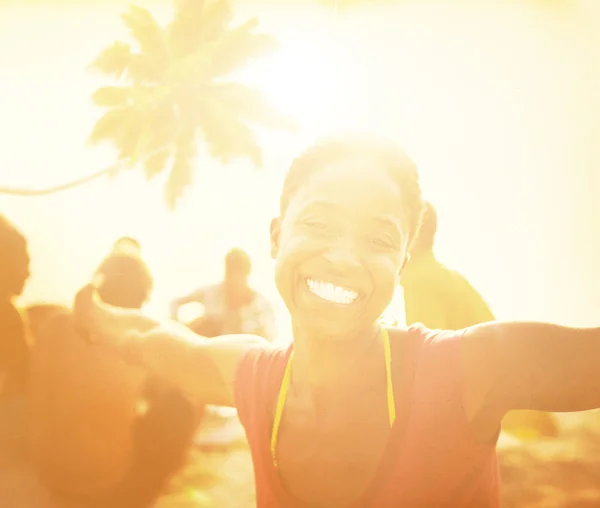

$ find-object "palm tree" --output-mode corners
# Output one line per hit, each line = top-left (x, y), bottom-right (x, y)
(0, 0), (294, 208)
(88, 0), (295, 208)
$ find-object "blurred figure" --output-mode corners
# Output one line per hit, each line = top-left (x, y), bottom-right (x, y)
(402, 202), (557, 440)
(401, 201), (494, 330)
(112, 236), (142, 257)
(0, 215), (31, 398)
(0, 215), (31, 462)
(29, 243), (199, 508)
(94, 246), (202, 508)
(95, 250), (153, 310)
(96, 245), (203, 508)
(171, 248), (275, 341)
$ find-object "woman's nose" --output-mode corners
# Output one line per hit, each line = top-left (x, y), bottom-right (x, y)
(322, 239), (362, 272)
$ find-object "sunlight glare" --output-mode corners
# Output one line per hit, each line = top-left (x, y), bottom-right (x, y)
(240, 21), (351, 137)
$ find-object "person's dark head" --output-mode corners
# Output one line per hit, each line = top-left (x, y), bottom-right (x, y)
(269, 135), (424, 340)
(411, 201), (437, 254)
(95, 252), (153, 309)
(113, 236), (142, 255)
(0, 215), (30, 300)
(224, 248), (252, 287)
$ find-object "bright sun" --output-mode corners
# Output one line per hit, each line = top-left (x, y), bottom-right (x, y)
(239, 18), (350, 137)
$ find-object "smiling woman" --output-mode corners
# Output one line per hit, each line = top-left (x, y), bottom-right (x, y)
(271, 136), (421, 343)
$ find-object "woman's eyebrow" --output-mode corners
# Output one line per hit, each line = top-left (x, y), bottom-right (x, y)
(366, 216), (404, 241)
(306, 200), (335, 210)
(368, 215), (402, 230)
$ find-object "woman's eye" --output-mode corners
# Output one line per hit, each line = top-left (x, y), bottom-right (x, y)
(304, 220), (329, 230)
(369, 237), (393, 248)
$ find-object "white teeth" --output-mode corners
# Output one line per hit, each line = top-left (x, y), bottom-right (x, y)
(305, 279), (358, 305)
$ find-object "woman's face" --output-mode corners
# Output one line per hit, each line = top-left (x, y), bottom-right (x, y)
(271, 161), (411, 340)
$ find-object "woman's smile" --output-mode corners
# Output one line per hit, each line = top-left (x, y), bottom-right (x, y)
(304, 277), (360, 305)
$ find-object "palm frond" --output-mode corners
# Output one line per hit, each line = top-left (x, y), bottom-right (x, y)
(208, 18), (278, 77)
(168, 0), (233, 58)
(121, 5), (170, 77)
(132, 105), (178, 163)
(165, 130), (197, 209)
(168, 0), (207, 59)
(174, 18), (277, 82)
(91, 84), (169, 112)
(196, 0), (233, 43)
(131, 126), (153, 165)
(195, 98), (262, 167)
(126, 52), (163, 85)
(88, 107), (136, 145)
(143, 149), (171, 181)
(90, 86), (134, 108)
(90, 41), (158, 84)
(88, 106), (146, 163)
(208, 82), (297, 131)
(89, 41), (133, 79)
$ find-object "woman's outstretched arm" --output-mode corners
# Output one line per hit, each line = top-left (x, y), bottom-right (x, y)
(462, 321), (600, 434)
(74, 285), (269, 407)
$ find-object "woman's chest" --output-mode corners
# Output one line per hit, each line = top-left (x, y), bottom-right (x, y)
(274, 392), (393, 508)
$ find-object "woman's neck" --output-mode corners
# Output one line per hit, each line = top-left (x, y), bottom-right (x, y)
(290, 322), (382, 395)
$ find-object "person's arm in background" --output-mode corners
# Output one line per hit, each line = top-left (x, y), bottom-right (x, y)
(75, 285), (268, 406)
(169, 287), (207, 320)
(462, 321), (600, 441)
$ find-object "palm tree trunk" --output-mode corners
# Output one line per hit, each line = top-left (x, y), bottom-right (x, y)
(0, 165), (120, 197)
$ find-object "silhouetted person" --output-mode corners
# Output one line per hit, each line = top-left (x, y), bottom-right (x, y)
(95, 250), (153, 310)
(0, 215), (31, 461)
(95, 249), (200, 508)
(28, 250), (153, 502)
(171, 248), (275, 340)
(112, 236), (142, 257)
(402, 202), (557, 439)
(30, 247), (199, 508)
(0, 215), (30, 399)
(401, 202), (494, 329)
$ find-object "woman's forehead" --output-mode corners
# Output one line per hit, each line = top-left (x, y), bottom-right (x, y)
(300, 163), (402, 211)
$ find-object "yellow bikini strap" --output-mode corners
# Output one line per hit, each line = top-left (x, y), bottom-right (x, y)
(383, 328), (396, 427)
(270, 350), (294, 469)
(270, 328), (396, 469)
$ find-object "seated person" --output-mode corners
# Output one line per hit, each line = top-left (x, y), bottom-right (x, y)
(112, 236), (142, 256)
(0, 215), (31, 399)
(0, 216), (31, 462)
(30, 248), (199, 507)
(171, 248), (276, 341)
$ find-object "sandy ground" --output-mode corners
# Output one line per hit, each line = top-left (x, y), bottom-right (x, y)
(2, 412), (600, 508)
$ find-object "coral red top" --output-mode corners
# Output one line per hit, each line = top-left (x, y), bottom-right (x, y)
(234, 325), (500, 507)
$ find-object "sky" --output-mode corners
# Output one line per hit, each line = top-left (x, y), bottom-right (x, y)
(1, 0), (599, 338)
